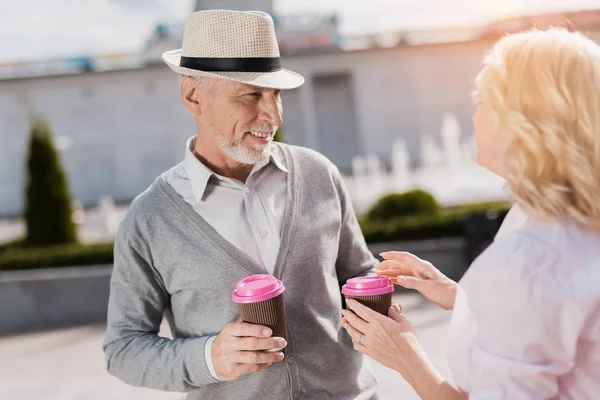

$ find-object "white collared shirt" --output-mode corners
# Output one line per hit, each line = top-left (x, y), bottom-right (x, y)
(163, 136), (288, 274)
(163, 136), (288, 381)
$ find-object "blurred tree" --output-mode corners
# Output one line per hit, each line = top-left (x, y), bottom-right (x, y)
(273, 125), (284, 143)
(24, 116), (77, 246)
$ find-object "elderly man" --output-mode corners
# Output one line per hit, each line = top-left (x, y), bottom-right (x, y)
(103, 10), (378, 400)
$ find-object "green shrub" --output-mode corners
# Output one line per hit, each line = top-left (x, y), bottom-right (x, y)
(361, 213), (463, 243)
(0, 237), (27, 253)
(360, 199), (511, 243)
(273, 126), (284, 143)
(451, 200), (511, 213)
(24, 117), (77, 246)
(366, 190), (440, 222)
(0, 242), (113, 271)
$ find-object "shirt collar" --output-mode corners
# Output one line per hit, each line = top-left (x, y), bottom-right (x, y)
(269, 144), (289, 173)
(183, 136), (288, 203)
(183, 137), (214, 203)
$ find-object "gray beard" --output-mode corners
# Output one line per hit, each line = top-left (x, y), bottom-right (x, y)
(215, 133), (271, 165)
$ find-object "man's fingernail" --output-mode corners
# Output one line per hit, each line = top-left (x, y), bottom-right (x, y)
(278, 338), (287, 346)
(263, 328), (272, 336)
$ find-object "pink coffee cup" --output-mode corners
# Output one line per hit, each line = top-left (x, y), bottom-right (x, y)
(232, 274), (287, 341)
(342, 276), (394, 315)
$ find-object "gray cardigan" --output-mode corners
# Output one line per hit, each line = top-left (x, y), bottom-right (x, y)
(103, 143), (379, 400)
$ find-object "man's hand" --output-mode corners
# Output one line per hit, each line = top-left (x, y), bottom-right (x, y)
(212, 322), (287, 381)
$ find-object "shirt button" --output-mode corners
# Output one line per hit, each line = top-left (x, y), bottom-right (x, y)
(287, 356), (296, 364)
(293, 392), (301, 399)
(245, 187), (250, 194)
(259, 230), (268, 238)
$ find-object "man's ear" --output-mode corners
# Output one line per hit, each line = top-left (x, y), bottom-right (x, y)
(180, 77), (204, 116)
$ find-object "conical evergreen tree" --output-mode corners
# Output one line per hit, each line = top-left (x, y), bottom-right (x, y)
(24, 117), (77, 246)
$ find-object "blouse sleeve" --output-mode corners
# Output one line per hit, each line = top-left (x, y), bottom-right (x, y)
(465, 235), (585, 399)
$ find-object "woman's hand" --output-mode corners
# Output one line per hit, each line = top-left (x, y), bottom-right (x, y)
(376, 251), (457, 310)
(342, 299), (467, 400)
(341, 299), (421, 374)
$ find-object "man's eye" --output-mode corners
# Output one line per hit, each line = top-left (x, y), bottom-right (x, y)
(249, 92), (261, 98)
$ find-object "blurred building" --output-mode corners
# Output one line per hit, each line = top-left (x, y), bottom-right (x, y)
(0, 6), (599, 216)
(195, 0), (274, 12)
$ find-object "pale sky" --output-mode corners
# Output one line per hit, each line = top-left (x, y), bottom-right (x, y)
(1, 0), (599, 63)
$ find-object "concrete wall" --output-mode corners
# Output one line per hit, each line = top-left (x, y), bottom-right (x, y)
(0, 67), (194, 216)
(0, 265), (112, 333)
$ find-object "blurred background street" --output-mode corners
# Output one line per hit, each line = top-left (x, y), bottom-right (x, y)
(0, 292), (452, 400)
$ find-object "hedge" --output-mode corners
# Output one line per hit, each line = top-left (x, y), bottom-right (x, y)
(360, 200), (511, 243)
(366, 190), (440, 222)
(0, 200), (512, 271)
(0, 242), (113, 272)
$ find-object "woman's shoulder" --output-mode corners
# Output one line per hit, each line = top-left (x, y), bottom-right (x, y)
(463, 213), (600, 310)
(466, 227), (558, 290)
(497, 204), (600, 251)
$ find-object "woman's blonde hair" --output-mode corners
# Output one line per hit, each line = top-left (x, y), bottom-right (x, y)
(475, 28), (600, 231)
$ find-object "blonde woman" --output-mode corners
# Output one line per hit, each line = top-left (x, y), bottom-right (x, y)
(342, 28), (600, 399)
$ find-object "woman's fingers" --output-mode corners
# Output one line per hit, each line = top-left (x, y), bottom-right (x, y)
(346, 299), (386, 324)
(376, 260), (418, 275)
(377, 269), (404, 278)
(387, 303), (406, 323)
(379, 251), (415, 262)
(342, 316), (365, 344)
(391, 275), (426, 291)
(342, 308), (370, 332)
(390, 302), (403, 314)
(377, 260), (437, 280)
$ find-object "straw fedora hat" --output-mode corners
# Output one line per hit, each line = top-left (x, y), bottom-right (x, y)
(162, 10), (305, 90)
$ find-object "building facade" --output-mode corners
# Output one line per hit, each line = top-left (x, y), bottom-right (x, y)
(1, 9), (599, 216)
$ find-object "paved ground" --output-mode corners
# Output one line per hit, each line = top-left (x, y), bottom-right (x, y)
(0, 293), (453, 400)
